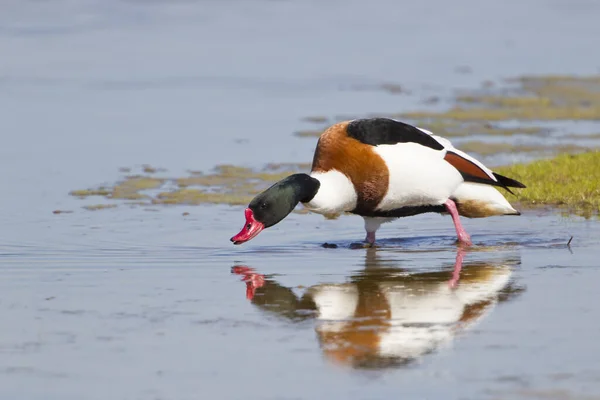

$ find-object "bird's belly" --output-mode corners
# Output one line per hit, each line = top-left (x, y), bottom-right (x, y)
(373, 144), (463, 210)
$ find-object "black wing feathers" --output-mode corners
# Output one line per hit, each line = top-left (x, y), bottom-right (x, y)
(346, 118), (444, 151)
(493, 173), (527, 189)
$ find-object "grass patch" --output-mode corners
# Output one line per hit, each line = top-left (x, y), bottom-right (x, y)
(496, 151), (600, 217)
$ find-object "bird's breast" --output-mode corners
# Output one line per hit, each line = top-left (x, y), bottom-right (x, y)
(304, 170), (358, 214)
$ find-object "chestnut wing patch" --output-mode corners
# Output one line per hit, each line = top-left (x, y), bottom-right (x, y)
(346, 118), (444, 151)
(444, 151), (493, 181)
(444, 151), (526, 193)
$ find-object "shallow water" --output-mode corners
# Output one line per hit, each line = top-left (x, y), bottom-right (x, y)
(3, 209), (600, 399)
(2, 0), (600, 399)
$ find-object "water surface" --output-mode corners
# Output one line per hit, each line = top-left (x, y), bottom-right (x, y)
(2, 1), (600, 399)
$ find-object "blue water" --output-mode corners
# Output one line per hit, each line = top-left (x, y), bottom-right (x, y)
(2, 1), (600, 399)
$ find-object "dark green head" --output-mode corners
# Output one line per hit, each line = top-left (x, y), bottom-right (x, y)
(230, 173), (320, 245)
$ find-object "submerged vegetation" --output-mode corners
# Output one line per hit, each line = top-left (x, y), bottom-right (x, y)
(299, 75), (600, 138)
(456, 142), (588, 157)
(400, 75), (600, 122)
(69, 163), (310, 210)
(68, 75), (600, 216)
(497, 151), (600, 217)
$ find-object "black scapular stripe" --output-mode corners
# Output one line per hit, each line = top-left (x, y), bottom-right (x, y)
(346, 118), (444, 151)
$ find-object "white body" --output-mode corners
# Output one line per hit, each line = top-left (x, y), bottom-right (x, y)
(304, 123), (518, 234)
(373, 143), (464, 210)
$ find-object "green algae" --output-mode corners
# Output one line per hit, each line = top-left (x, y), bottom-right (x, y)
(411, 120), (543, 138)
(71, 176), (164, 202)
(294, 129), (325, 138)
(263, 162), (312, 172)
(456, 95), (553, 108)
(294, 75), (600, 132)
(496, 151), (600, 216)
(70, 188), (112, 197)
(379, 83), (405, 94)
(564, 132), (600, 140)
(301, 116), (329, 124)
(402, 106), (600, 121)
(141, 164), (166, 174)
(400, 75), (600, 122)
(154, 189), (254, 206)
(70, 162), (311, 210)
(456, 141), (589, 157)
(83, 204), (118, 211)
(111, 176), (164, 200)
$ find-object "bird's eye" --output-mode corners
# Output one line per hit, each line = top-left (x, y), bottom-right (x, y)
(246, 223), (252, 230)
(260, 203), (267, 209)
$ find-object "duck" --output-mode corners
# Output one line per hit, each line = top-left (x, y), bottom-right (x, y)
(230, 117), (526, 246)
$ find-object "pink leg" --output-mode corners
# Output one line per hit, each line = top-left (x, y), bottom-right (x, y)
(444, 199), (472, 246)
(448, 247), (466, 289)
(365, 231), (376, 245)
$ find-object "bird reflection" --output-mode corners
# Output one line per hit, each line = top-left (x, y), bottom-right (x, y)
(232, 247), (524, 369)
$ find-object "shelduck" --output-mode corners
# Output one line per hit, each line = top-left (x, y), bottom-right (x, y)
(230, 118), (526, 246)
